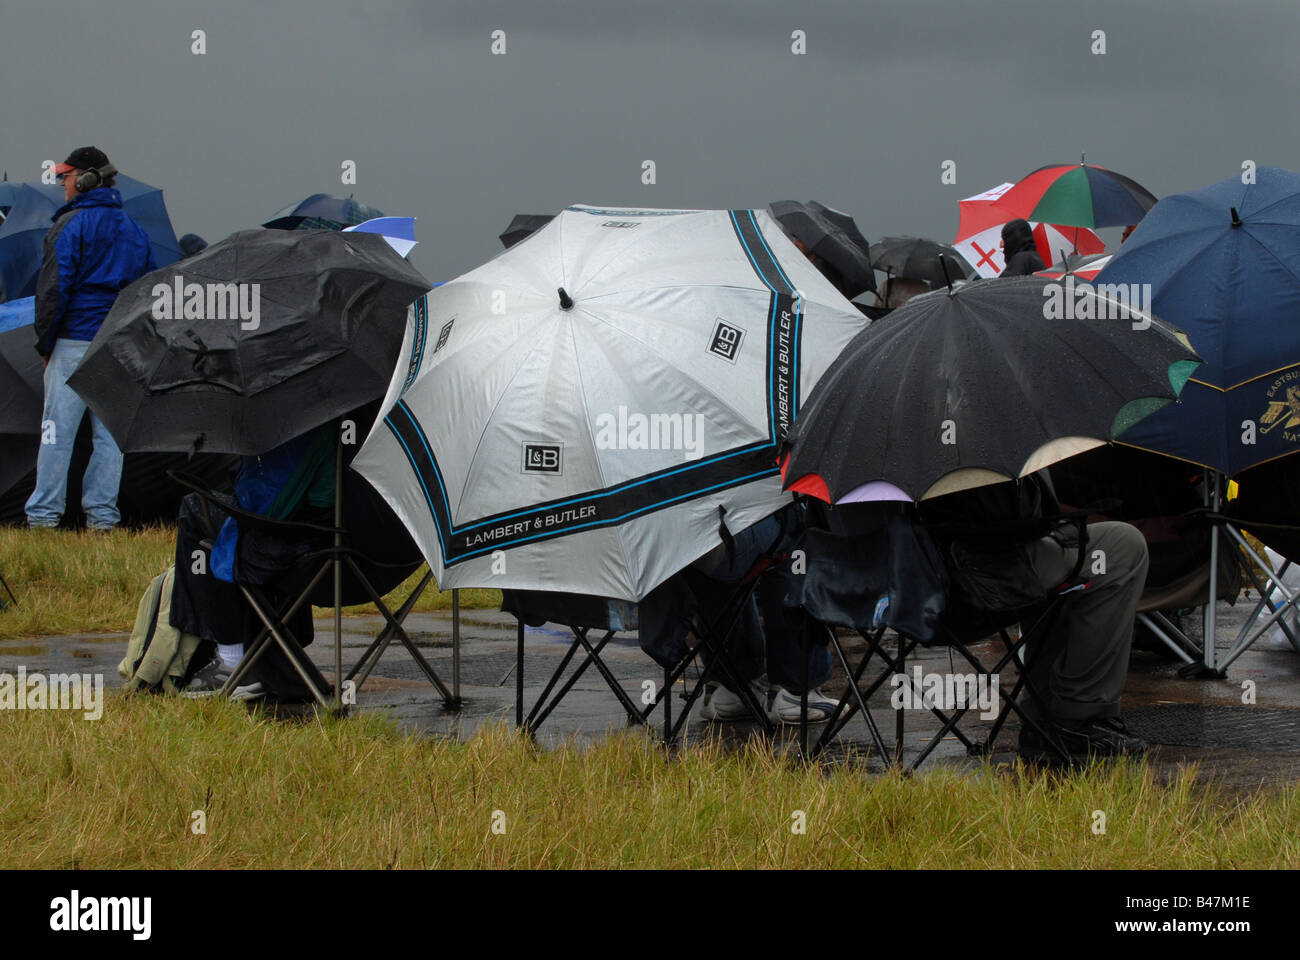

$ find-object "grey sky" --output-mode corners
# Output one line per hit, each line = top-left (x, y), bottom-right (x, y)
(3, 0), (1296, 280)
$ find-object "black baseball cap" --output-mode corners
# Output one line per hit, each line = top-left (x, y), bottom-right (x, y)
(53, 146), (110, 175)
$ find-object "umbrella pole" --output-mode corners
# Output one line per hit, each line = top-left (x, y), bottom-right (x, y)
(452, 588), (461, 702)
(334, 431), (344, 712)
(1203, 472), (1221, 672)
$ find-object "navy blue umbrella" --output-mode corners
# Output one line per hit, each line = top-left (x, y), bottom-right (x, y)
(0, 176), (181, 302)
(1098, 166), (1300, 476)
(263, 193), (384, 231)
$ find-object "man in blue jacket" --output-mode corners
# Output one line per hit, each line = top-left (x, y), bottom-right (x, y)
(27, 147), (156, 530)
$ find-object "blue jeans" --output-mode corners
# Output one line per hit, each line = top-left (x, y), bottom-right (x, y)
(25, 338), (123, 529)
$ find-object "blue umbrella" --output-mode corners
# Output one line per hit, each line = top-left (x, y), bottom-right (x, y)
(0, 296), (34, 334)
(0, 179), (49, 219)
(262, 194), (384, 231)
(1098, 166), (1300, 476)
(0, 176), (181, 302)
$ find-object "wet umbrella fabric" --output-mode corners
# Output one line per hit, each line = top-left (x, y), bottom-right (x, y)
(869, 236), (977, 286)
(780, 276), (1200, 504)
(499, 214), (555, 249)
(955, 182), (1106, 277)
(66, 228), (431, 456)
(1097, 166), (1300, 476)
(769, 200), (875, 298)
(262, 194), (384, 232)
(352, 204), (869, 601)
(1035, 252), (1112, 282)
(0, 177), (181, 302)
(343, 216), (418, 258)
(988, 163), (1158, 229)
(0, 307), (44, 496)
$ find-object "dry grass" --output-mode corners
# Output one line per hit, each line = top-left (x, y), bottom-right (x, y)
(0, 525), (498, 640)
(0, 694), (1295, 869)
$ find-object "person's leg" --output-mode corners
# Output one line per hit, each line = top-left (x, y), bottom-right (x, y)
(25, 340), (88, 528)
(1024, 521), (1149, 722)
(82, 406), (124, 530)
(757, 571), (831, 693)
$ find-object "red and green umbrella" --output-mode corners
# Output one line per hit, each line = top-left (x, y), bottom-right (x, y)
(989, 163), (1157, 229)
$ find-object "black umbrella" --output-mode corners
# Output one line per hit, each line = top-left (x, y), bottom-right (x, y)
(780, 276), (1201, 503)
(499, 213), (554, 249)
(0, 325), (43, 496)
(869, 236), (977, 287)
(262, 194), (384, 231)
(0, 322), (239, 526)
(67, 228), (432, 455)
(769, 200), (875, 299)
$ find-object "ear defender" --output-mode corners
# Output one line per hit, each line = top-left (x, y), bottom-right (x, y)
(75, 163), (117, 193)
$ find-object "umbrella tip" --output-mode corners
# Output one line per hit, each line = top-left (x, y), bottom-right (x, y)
(938, 254), (955, 294)
(1230, 206), (1243, 227)
(558, 287), (574, 310)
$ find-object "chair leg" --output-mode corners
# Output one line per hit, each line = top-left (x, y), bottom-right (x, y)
(238, 584), (333, 708)
(223, 562), (330, 696)
(346, 567), (433, 687)
(813, 625), (895, 761)
(343, 560), (455, 706)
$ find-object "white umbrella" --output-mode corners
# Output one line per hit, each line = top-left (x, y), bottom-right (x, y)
(352, 204), (867, 600)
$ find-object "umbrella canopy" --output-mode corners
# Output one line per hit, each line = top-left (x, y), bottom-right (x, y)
(780, 276), (1200, 503)
(352, 204), (869, 601)
(870, 236), (977, 286)
(343, 216), (418, 258)
(1098, 166), (1300, 476)
(955, 182), (1106, 277)
(0, 309), (44, 497)
(66, 228), (431, 455)
(262, 194), (384, 231)
(769, 200), (876, 298)
(0, 177), (181, 302)
(988, 162), (1158, 229)
(499, 214), (555, 249)
(1035, 252), (1113, 282)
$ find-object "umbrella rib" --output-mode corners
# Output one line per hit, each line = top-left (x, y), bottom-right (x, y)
(567, 316), (638, 594)
(449, 315), (558, 523)
(574, 293), (769, 434)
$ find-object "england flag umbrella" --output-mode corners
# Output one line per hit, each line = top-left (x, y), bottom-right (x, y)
(352, 204), (868, 600)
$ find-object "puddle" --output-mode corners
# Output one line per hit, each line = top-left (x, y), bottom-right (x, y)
(0, 645), (49, 657)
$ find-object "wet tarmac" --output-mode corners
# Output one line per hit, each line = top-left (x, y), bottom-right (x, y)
(5, 597), (1300, 791)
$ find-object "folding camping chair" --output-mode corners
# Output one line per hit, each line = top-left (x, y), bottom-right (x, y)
(795, 505), (1092, 769)
(169, 426), (460, 711)
(502, 507), (793, 743)
(502, 574), (776, 743)
(789, 522), (933, 765)
(1203, 454), (1300, 670)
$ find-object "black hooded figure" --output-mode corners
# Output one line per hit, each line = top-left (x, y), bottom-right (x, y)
(1000, 219), (1046, 276)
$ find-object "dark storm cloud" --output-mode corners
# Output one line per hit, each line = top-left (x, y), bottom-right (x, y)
(1, 0), (1296, 279)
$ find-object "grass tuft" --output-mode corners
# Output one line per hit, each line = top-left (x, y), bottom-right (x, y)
(0, 525), (498, 640)
(0, 695), (1294, 869)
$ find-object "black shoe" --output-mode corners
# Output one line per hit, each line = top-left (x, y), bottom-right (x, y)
(1056, 716), (1148, 760)
(1017, 720), (1063, 762)
(1019, 716), (1146, 764)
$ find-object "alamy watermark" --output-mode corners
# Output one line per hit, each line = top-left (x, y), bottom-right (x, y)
(890, 667), (999, 721)
(594, 406), (705, 460)
(50, 890), (150, 940)
(152, 276), (261, 330)
(0, 667), (103, 720)
(1042, 275), (1153, 330)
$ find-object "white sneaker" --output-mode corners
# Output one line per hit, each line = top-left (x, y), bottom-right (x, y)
(700, 679), (768, 721)
(765, 685), (839, 724)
